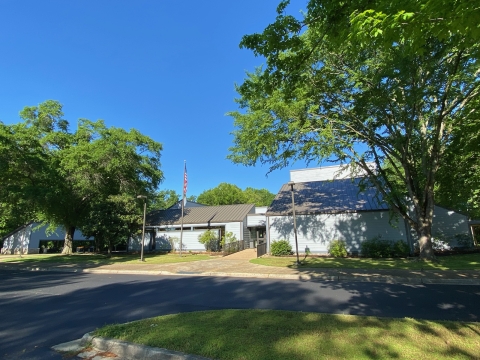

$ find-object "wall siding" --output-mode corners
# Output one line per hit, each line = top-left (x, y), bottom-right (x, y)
(246, 215), (266, 227)
(1, 223), (90, 254)
(268, 211), (407, 254)
(243, 218), (251, 248)
(225, 222), (242, 240)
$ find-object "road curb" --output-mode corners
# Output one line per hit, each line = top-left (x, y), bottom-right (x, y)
(1, 264), (479, 285)
(83, 332), (211, 360)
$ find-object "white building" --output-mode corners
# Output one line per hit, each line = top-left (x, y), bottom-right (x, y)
(266, 164), (472, 254)
(1, 223), (91, 254)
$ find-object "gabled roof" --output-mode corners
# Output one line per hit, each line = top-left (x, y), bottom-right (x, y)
(266, 178), (388, 216)
(146, 203), (255, 226)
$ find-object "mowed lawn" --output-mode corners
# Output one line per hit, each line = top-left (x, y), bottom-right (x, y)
(93, 309), (480, 360)
(0, 252), (214, 265)
(251, 253), (480, 270)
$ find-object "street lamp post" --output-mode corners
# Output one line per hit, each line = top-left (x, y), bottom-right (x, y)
(288, 181), (300, 266)
(137, 195), (147, 262)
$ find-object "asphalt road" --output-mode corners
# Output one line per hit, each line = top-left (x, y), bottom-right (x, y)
(1, 269), (480, 359)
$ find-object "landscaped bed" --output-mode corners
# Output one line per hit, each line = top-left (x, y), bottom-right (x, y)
(0, 252), (214, 265)
(93, 309), (480, 360)
(251, 253), (480, 270)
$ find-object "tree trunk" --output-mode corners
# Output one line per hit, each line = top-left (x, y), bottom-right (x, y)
(107, 240), (112, 256)
(415, 220), (435, 260)
(62, 226), (75, 254)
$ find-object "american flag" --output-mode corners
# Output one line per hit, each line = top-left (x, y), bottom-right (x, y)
(183, 162), (187, 197)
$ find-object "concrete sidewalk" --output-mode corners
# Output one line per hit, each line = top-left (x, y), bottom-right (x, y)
(1, 251), (479, 285)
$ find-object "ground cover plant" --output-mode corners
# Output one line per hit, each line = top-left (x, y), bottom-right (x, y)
(93, 309), (480, 360)
(251, 253), (480, 271)
(0, 253), (213, 266)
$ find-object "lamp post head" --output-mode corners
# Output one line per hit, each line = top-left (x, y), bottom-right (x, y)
(136, 195), (147, 199)
(287, 181), (295, 191)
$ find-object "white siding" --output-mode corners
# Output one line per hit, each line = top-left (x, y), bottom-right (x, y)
(1, 224), (33, 254)
(268, 211), (407, 254)
(255, 206), (268, 214)
(290, 163), (375, 183)
(129, 229), (221, 252)
(247, 215), (267, 227)
(1, 223), (90, 254)
(431, 206), (470, 240)
(225, 222), (243, 240)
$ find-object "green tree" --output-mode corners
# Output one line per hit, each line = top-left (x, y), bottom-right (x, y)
(80, 194), (142, 255)
(228, 1), (480, 260)
(243, 187), (275, 206)
(0, 122), (46, 236)
(196, 183), (275, 206)
(3, 100), (163, 254)
(149, 189), (180, 211)
(197, 183), (246, 205)
(435, 116), (480, 219)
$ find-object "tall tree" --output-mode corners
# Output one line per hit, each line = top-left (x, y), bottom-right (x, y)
(80, 194), (142, 254)
(243, 187), (275, 206)
(196, 183), (275, 206)
(148, 189), (180, 211)
(197, 183), (246, 206)
(435, 115), (480, 219)
(0, 122), (46, 236)
(4, 100), (163, 254)
(228, 0), (480, 259)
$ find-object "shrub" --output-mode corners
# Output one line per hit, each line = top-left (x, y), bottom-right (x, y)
(221, 231), (237, 246)
(362, 237), (411, 258)
(271, 240), (292, 256)
(198, 230), (220, 252)
(328, 240), (348, 257)
(361, 237), (392, 258)
(392, 239), (410, 257)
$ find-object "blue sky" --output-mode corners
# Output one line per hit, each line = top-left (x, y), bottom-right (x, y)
(0, 0), (315, 198)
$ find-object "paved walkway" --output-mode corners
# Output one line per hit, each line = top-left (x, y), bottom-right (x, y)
(1, 249), (479, 285)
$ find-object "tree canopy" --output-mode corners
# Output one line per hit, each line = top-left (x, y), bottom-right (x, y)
(228, 0), (480, 259)
(1, 100), (163, 253)
(196, 183), (275, 206)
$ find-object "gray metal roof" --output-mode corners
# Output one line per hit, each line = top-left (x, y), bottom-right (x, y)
(146, 203), (255, 226)
(266, 178), (388, 216)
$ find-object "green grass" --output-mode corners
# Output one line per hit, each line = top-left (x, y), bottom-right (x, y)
(93, 309), (480, 360)
(0, 252), (214, 265)
(250, 253), (480, 270)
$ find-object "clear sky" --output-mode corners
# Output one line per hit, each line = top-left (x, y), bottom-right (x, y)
(0, 0), (317, 198)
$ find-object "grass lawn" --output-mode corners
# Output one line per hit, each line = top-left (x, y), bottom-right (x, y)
(93, 309), (480, 360)
(250, 253), (480, 271)
(0, 252), (214, 266)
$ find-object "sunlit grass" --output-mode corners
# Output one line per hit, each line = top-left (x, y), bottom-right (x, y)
(94, 309), (480, 360)
(251, 253), (480, 270)
(0, 252), (214, 265)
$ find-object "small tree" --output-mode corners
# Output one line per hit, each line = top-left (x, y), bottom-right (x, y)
(198, 230), (220, 252)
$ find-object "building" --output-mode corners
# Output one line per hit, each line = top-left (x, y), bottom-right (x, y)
(129, 202), (265, 252)
(1, 223), (91, 254)
(266, 165), (472, 254)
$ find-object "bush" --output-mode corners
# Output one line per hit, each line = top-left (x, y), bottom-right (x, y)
(221, 231), (237, 246)
(361, 237), (411, 258)
(392, 239), (410, 257)
(271, 240), (292, 256)
(198, 230), (220, 252)
(328, 240), (348, 257)
(361, 237), (393, 258)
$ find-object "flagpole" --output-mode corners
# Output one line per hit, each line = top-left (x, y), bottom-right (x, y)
(180, 160), (186, 257)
